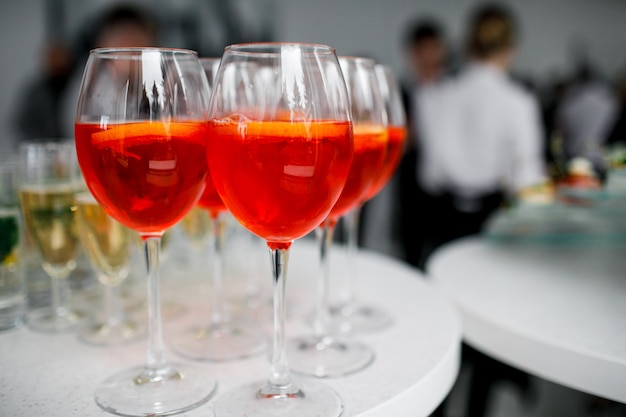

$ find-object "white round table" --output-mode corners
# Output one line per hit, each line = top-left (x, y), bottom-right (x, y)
(0, 237), (461, 416)
(427, 236), (626, 404)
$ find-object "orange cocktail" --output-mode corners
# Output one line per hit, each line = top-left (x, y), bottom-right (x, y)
(327, 124), (387, 223)
(365, 124), (406, 199)
(75, 121), (208, 234)
(206, 118), (353, 249)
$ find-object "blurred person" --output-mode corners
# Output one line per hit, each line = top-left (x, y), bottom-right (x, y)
(12, 41), (74, 143)
(397, 18), (450, 268)
(553, 63), (618, 180)
(419, 5), (547, 417)
(412, 3), (547, 269)
(401, 18), (449, 142)
(13, 4), (158, 146)
(87, 4), (157, 50)
(58, 3), (159, 139)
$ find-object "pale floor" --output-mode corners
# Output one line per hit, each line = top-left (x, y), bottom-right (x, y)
(434, 363), (626, 417)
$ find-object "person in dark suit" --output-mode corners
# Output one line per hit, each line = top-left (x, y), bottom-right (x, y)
(397, 18), (449, 270)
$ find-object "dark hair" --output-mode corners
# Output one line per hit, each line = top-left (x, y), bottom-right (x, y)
(404, 19), (443, 49)
(94, 4), (157, 42)
(466, 4), (517, 59)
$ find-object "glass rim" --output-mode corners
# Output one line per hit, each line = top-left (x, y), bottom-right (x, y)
(374, 63), (392, 70)
(89, 47), (198, 58)
(338, 56), (377, 67)
(224, 42), (337, 56)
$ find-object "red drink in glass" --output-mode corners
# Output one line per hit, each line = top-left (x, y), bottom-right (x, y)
(327, 124), (387, 223)
(206, 119), (353, 249)
(197, 174), (227, 219)
(75, 121), (208, 234)
(365, 125), (406, 200)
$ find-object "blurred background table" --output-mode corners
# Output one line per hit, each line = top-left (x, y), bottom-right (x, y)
(0, 237), (461, 416)
(427, 233), (626, 404)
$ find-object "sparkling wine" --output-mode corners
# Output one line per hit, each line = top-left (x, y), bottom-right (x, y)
(19, 184), (78, 268)
(366, 125), (406, 199)
(327, 124), (387, 222)
(75, 192), (132, 286)
(207, 119), (353, 249)
(75, 121), (209, 234)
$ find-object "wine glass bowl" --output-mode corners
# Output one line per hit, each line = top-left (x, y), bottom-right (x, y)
(75, 47), (216, 416)
(196, 58), (228, 218)
(75, 121), (208, 234)
(367, 64), (408, 199)
(207, 42), (353, 417)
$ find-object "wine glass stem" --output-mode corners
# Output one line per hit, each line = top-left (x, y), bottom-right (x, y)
(210, 214), (227, 327)
(50, 276), (66, 314)
(313, 224), (333, 339)
(103, 280), (123, 325)
(144, 237), (168, 371)
(342, 207), (361, 312)
(246, 235), (261, 309)
(44, 265), (71, 315)
(267, 248), (292, 389)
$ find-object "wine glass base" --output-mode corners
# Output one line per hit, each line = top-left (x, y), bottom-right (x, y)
(27, 306), (87, 333)
(94, 363), (217, 416)
(287, 336), (374, 377)
(214, 379), (343, 417)
(172, 324), (267, 361)
(329, 303), (393, 334)
(79, 317), (147, 346)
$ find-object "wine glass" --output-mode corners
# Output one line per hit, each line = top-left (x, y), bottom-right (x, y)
(75, 47), (216, 416)
(287, 56), (386, 377)
(173, 57), (267, 361)
(331, 64), (407, 334)
(17, 141), (87, 333)
(74, 189), (146, 346)
(207, 43), (353, 417)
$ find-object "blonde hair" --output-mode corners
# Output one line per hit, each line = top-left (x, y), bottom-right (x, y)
(467, 5), (516, 59)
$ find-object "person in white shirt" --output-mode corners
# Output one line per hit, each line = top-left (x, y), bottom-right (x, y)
(418, 5), (545, 416)
(413, 4), (547, 268)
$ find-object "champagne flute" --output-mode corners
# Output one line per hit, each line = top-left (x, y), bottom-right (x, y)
(288, 56), (386, 377)
(331, 64), (407, 334)
(173, 57), (267, 361)
(75, 47), (216, 416)
(207, 43), (353, 417)
(17, 141), (87, 333)
(75, 190), (146, 346)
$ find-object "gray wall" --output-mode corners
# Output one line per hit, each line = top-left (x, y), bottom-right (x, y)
(0, 1), (46, 150)
(2, 0), (626, 149)
(273, 0), (626, 82)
